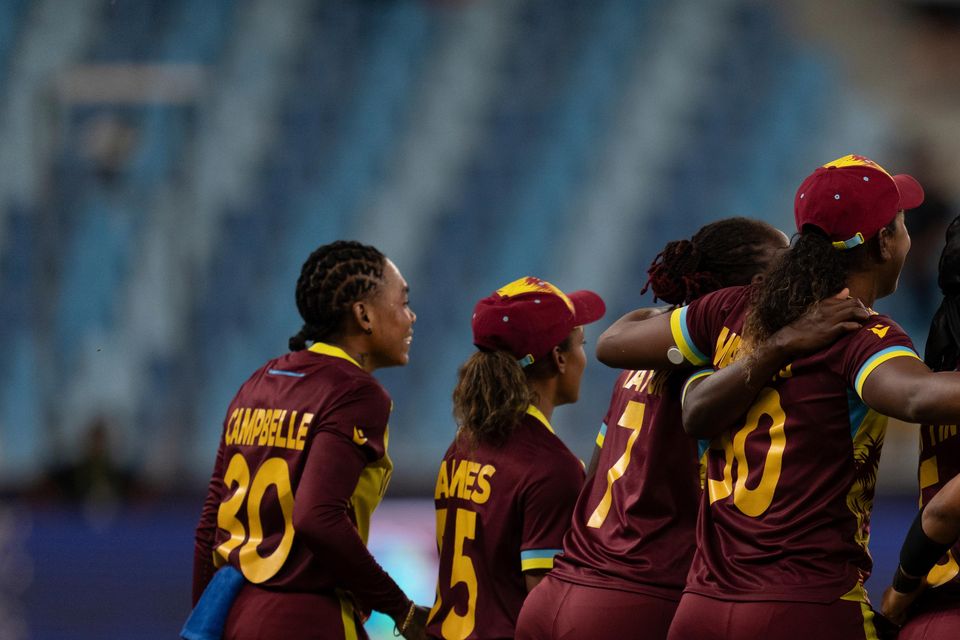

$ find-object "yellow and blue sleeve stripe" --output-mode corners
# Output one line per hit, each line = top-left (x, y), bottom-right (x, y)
(595, 423), (607, 448)
(854, 346), (920, 397)
(669, 307), (709, 366)
(681, 368), (715, 406)
(520, 548), (562, 571)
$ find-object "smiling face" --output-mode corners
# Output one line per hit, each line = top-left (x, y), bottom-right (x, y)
(363, 259), (416, 370)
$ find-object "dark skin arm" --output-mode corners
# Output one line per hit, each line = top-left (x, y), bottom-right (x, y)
(881, 475), (960, 625)
(682, 291), (870, 438)
(525, 571), (547, 592)
(595, 307), (676, 370)
(861, 357), (960, 424)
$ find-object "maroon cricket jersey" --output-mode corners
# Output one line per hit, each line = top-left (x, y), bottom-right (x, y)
(427, 406), (585, 640)
(917, 364), (960, 599)
(193, 342), (409, 626)
(550, 368), (700, 599)
(672, 286), (919, 603)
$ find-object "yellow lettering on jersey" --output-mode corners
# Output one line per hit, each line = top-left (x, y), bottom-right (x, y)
(463, 462), (481, 498)
(225, 408), (309, 451)
(232, 409), (244, 444)
(714, 327), (742, 370)
(296, 413), (313, 450)
(272, 410), (288, 448)
(471, 465), (495, 504)
(870, 325), (889, 339)
(435, 461), (450, 500)
(776, 364), (793, 380)
(448, 460), (469, 498)
(238, 408), (253, 445)
(435, 459), (496, 505)
(259, 409), (274, 446)
(283, 411), (298, 447)
(266, 410), (280, 447)
(250, 409), (262, 444)
(224, 408), (240, 445)
(623, 370), (651, 392)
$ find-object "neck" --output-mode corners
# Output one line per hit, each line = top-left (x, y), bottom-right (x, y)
(327, 334), (376, 372)
(844, 271), (881, 309)
(527, 378), (558, 422)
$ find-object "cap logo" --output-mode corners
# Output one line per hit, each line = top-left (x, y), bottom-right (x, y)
(823, 154), (892, 178)
(496, 277), (575, 313)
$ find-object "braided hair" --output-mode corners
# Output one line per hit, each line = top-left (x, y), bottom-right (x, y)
(925, 214), (960, 372)
(642, 217), (785, 305)
(289, 240), (386, 351)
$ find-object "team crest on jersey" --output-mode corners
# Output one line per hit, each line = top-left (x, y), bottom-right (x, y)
(869, 325), (889, 339)
(352, 426), (369, 446)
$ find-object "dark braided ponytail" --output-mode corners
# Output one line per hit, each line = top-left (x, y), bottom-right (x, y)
(289, 240), (386, 351)
(642, 217), (785, 305)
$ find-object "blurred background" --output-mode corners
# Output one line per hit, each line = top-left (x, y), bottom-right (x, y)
(0, 0), (959, 637)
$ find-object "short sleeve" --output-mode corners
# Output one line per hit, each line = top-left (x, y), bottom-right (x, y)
(321, 378), (392, 462)
(669, 286), (750, 367)
(519, 455), (584, 572)
(837, 316), (920, 398)
(681, 368), (715, 408)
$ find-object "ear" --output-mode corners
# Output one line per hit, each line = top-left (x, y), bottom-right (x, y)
(751, 273), (765, 286)
(551, 346), (567, 374)
(351, 301), (373, 334)
(877, 225), (895, 262)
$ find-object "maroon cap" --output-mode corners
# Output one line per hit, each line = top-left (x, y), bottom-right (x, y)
(472, 276), (606, 365)
(794, 154), (924, 249)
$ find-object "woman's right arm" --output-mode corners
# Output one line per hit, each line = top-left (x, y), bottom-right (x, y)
(294, 429), (413, 621)
(861, 359), (960, 425)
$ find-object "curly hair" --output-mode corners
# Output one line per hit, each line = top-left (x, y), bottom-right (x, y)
(453, 336), (573, 448)
(288, 240), (386, 351)
(643, 217), (784, 305)
(743, 219), (897, 346)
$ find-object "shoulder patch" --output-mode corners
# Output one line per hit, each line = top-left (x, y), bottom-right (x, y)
(869, 325), (889, 339)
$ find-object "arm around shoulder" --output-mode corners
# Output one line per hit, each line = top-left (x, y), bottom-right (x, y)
(595, 308), (683, 370)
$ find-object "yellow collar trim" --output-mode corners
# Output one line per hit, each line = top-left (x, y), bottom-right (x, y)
(525, 405), (555, 434)
(308, 342), (363, 369)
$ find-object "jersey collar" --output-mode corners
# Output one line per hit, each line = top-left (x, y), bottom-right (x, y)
(525, 405), (555, 434)
(308, 342), (363, 369)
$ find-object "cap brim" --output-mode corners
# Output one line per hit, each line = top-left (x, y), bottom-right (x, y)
(894, 174), (924, 211)
(568, 290), (606, 326)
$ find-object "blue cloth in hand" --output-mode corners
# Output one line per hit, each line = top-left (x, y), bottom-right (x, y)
(181, 566), (245, 640)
